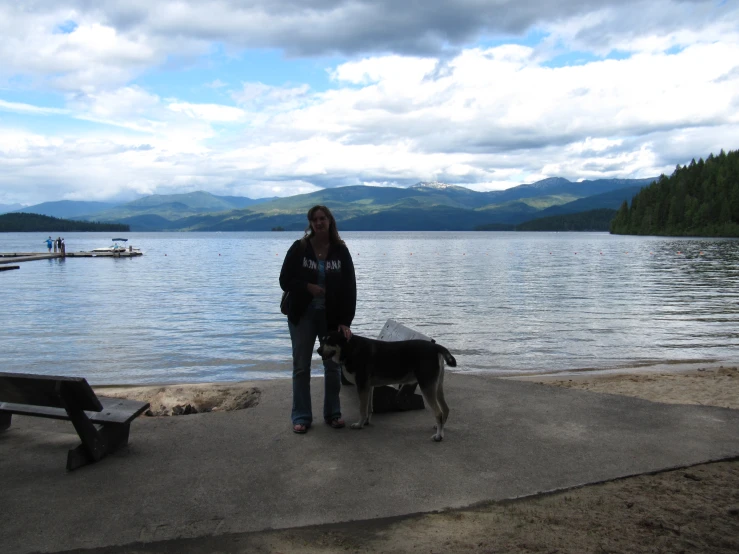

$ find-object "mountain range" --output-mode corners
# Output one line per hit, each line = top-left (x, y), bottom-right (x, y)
(3, 177), (656, 231)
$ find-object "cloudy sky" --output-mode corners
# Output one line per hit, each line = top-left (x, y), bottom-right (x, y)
(0, 0), (737, 206)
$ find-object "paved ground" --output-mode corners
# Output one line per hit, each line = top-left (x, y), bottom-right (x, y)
(2, 373), (739, 554)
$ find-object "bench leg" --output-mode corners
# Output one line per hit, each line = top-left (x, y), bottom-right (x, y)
(58, 382), (134, 470)
(66, 423), (131, 471)
(0, 412), (10, 431)
(67, 444), (93, 471)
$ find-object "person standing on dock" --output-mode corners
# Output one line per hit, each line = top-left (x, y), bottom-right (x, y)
(54, 237), (61, 253)
(279, 205), (356, 435)
(60, 238), (66, 257)
(45, 236), (53, 253)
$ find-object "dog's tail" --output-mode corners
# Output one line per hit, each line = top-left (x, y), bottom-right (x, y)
(435, 344), (457, 367)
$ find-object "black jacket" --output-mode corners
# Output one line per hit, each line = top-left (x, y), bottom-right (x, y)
(279, 239), (356, 329)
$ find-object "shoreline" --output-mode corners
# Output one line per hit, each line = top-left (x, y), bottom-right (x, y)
(93, 359), (732, 390)
(503, 359), (731, 380)
(94, 360), (739, 417)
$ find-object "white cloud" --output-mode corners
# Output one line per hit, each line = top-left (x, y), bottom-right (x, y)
(2, 1), (735, 94)
(331, 56), (438, 85)
(35, 0), (734, 59)
(2, 34), (738, 204)
(0, 99), (70, 116)
(168, 102), (245, 122)
(205, 79), (228, 88)
(544, 1), (737, 57)
(232, 83), (311, 112)
(0, 7), (164, 92)
(68, 86), (160, 119)
(272, 41), (737, 166)
(0, 1), (738, 204)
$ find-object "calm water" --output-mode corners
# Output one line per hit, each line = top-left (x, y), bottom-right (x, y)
(1, 231), (738, 385)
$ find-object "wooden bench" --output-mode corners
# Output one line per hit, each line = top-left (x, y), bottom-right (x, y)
(0, 372), (150, 471)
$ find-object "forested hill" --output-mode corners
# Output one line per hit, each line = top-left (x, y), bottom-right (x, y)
(610, 149), (739, 237)
(0, 213), (129, 232)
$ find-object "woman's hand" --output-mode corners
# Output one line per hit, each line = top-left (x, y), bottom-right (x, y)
(338, 324), (352, 339)
(307, 284), (325, 297)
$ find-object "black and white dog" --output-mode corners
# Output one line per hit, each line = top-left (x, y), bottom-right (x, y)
(317, 331), (456, 441)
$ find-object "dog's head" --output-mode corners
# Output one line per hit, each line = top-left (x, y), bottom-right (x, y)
(317, 330), (348, 364)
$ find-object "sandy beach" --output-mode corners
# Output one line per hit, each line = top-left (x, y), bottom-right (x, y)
(92, 363), (739, 554)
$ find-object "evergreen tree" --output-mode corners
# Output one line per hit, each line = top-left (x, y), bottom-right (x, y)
(0, 213), (129, 232)
(610, 149), (739, 237)
(610, 200), (630, 233)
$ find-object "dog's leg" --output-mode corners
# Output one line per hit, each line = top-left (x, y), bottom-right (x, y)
(438, 386), (449, 425)
(419, 381), (444, 442)
(367, 385), (374, 424)
(351, 386), (372, 429)
(438, 356), (450, 424)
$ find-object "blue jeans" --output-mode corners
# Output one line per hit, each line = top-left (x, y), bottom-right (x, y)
(288, 305), (342, 426)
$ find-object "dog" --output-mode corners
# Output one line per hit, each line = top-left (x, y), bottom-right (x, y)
(317, 331), (456, 441)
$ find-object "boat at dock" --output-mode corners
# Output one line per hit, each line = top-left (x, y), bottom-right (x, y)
(91, 238), (141, 253)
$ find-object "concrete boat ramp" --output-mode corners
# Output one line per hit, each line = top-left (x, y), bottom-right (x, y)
(2, 373), (738, 554)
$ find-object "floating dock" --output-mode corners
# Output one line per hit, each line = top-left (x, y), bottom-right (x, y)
(0, 251), (143, 264)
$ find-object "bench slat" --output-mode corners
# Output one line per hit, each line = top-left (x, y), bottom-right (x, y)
(0, 396), (149, 425)
(0, 372), (103, 412)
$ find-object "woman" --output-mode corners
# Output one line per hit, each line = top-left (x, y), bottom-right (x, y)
(279, 205), (356, 434)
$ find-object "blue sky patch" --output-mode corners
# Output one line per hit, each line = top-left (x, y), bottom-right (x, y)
(665, 45), (686, 55)
(54, 20), (78, 34)
(134, 47), (341, 105)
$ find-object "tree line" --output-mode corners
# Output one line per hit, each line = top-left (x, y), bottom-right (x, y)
(475, 209), (618, 231)
(0, 213), (130, 232)
(516, 208), (617, 231)
(610, 149), (739, 237)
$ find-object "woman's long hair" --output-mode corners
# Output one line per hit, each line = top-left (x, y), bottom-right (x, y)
(303, 205), (344, 245)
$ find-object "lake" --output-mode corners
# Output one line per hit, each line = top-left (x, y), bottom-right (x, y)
(1, 231), (737, 385)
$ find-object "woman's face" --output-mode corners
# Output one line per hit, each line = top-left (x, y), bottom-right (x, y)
(310, 210), (330, 235)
